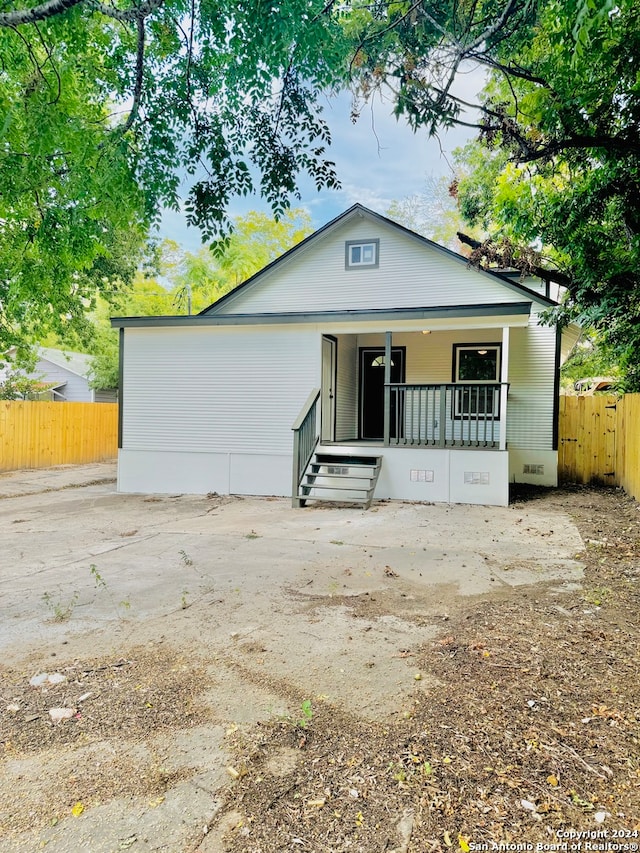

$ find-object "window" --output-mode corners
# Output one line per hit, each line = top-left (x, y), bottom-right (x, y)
(453, 344), (501, 417)
(370, 355), (395, 367)
(345, 239), (379, 269)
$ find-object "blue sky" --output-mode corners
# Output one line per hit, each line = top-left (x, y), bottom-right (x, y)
(158, 84), (479, 253)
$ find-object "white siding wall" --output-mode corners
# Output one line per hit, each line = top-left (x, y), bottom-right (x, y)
(354, 328), (502, 383)
(36, 358), (92, 401)
(122, 325), (319, 456)
(507, 311), (558, 452)
(213, 219), (527, 315)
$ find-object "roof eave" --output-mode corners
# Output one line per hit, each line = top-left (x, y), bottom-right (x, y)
(111, 302), (533, 329)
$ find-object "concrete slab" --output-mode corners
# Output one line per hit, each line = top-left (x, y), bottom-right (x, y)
(0, 463), (585, 853)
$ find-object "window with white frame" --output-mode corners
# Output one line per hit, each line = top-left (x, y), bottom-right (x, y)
(453, 344), (501, 417)
(345, 239), (379, 269)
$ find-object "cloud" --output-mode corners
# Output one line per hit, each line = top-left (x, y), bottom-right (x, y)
(158, 73), (484, 251)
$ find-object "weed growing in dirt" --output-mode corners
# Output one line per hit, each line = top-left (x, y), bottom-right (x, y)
(90, 564), (130, 618)
(583, 586), (612, 606)
(42, 589), (79, 622)
(245, 530), (260, 539)
(90, 563), (107, 590)
(296, 699), (313, 729)
(181, 588), (189, 609)
(179, 549), (193, 566)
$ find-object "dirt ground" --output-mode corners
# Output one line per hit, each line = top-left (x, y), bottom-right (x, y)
(0, 466), (638, 852)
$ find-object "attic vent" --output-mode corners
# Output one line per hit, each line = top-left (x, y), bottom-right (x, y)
(523, 464), (545, 476)
(327, 466), (349, 475)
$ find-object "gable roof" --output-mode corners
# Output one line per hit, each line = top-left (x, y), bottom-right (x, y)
(200, 203), (557, 316)
(37, 348), (93, 379)
(1, 346), (92, 380)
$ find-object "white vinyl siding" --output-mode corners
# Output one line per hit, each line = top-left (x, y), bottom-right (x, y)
(354, 329), (501, 384)
(34, 358), (92, 402)
(122, 326), (319, 455)
(211, 218), (529, 315)
(506, 312), (558, 451)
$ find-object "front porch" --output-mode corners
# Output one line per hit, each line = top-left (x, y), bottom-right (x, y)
(293, 326), (514, 508)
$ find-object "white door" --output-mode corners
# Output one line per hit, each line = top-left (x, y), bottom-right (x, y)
(321, 336), (337, 441)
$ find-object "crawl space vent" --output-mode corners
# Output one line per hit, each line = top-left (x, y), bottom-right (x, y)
(464, 471), (490, 485)
(523, 464), (545, 476)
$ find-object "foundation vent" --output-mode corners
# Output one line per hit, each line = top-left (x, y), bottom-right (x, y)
(464, 471), (490, 485)
(410, 469), (434, 483)
(523, 464), (545, 476)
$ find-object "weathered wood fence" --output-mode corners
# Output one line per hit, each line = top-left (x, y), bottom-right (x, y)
(0, 401), (118, 472)
(558, 394), (640, 500)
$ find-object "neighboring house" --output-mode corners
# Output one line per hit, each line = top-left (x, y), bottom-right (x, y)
(1, 347), (117, 403)
(111, 204), (580, 507)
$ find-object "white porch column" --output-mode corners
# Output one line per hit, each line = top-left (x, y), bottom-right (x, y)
(500, 326), (510, 451)
(383, 331), (392, 446)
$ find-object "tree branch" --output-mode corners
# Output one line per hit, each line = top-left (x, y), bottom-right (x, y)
(0, 0), (85, 27)
(88, 0), (165, 23)
(457, 231), (572, 287)
(0, 0), (166, 26)
(120, 15), (145, 133)
(520, 134), (640, 161)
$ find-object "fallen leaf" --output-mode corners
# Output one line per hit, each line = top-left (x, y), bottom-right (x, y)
(459, 835), (471, 852)
(71, 802), (84, 817)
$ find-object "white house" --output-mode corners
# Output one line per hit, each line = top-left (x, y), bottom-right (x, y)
(0, 347), (117, 403)
(111, 205), (579, 507)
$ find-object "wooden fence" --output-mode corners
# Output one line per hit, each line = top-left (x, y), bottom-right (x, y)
(558, 394), (640, 500)
(0, 401), (118, 472)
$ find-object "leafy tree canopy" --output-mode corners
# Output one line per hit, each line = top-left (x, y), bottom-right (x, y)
(347, 0), (640, 388)
(0, 0), (343, 351)
(3, 0), (639, 389)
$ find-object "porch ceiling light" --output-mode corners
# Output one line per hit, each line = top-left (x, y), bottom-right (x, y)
(477, 349), (488, 355)
(421, 329), (431, 334)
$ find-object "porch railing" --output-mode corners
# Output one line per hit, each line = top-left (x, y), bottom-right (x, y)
(388, 383), (508, 448)
(291, 388), (320, 507)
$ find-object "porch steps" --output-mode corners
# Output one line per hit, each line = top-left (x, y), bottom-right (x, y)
(296, 453), (382, 509)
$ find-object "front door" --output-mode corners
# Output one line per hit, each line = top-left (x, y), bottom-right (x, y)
(321, 336), (337, 441)
(359, 347), (405, 440)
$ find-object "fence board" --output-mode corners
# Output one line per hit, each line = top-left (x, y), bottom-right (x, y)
(0, 401), (118, 472)
(559, 394), (640, 498)
(618, 395), (640, 501)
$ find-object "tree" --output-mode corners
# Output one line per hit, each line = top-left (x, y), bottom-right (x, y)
(0, 371), (58, 400)
(387, 174), (479, 251)
(346, 0), (640, 388)
(0, 0), (345, 236)
(86, 209), (313, 388)
(0, 0), (344, 353)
